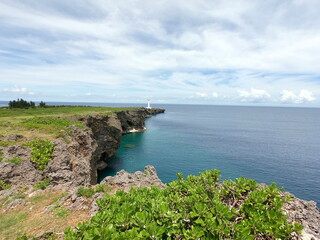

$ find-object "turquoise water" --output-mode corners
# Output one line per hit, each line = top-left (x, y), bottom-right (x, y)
(99, 104), (320, 205)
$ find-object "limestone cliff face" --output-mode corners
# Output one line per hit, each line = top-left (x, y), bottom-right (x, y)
(0, 108), (165, 188)
(116, 108), (163, 134)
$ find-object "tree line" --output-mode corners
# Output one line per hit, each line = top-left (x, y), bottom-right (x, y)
(8, 99), (46, 109)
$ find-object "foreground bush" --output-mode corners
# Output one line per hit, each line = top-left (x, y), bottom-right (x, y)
(64, 170), (302, 239)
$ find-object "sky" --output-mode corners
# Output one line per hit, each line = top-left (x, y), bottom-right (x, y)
(0, 0), (320, 106)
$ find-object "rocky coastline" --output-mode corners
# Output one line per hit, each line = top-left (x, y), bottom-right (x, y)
(0, 107), (165, 189)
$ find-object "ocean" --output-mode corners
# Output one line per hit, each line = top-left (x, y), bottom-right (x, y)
(98, 104), (320, 205)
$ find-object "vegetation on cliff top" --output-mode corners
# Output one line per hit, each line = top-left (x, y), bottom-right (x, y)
(0, 104), (136, 169)
(0, 190), (90, 240)
(65, 170), (302, 240)
(0, 105), (136, 140)
(0, 105), (135, 118)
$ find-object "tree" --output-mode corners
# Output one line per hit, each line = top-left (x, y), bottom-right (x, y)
(8, 99), (38, 109)
(39, 101), (46, 108)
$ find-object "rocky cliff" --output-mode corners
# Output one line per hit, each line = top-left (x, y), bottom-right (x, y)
(0, 108), (165, 188)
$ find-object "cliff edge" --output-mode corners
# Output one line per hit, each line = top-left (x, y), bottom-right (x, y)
(0, 108), (165, 189)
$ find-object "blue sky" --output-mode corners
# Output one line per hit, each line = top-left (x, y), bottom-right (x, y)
(0, 0), (320, 106)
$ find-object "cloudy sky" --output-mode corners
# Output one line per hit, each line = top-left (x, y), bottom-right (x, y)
(0, 0), (320, 106)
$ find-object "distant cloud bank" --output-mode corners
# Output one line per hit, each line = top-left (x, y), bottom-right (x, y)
(280, 89), (316, 104)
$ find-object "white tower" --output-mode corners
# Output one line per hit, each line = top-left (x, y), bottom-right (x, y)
(147, 99), (151, 109)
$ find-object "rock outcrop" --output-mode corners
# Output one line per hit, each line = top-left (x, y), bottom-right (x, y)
(283, 193), (320, 239)
(116, 108), (164, 134)
(100, 165), (165, 191)
(45, 166), (166, 217)
(0, 108), (165, 188)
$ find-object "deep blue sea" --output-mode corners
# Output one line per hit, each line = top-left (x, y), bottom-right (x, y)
(98, 104), (320, 206)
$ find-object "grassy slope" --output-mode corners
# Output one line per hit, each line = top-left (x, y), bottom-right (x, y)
(0, 106), (136, 141)
(0, 184), (116, 240)
(0, 190), (90, 240)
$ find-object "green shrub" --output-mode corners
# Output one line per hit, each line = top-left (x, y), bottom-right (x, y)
(65, 170), (303, 239)
(0, 141), (11, 147)
(6, 157), (23, 164)
(77, 186), (95, 198)
(95, 184), (111, 193)
(28, 140), (54, 170)
(0, 149), (3, 162)
(34, 178), (51, 190)
(0, 181), (12, 190)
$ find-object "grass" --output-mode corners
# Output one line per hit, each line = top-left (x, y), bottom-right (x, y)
(77, 184), (111, 198)
(34, 178), (51, 190)
(6, 156), (23, 164)
(0, 106), (136, 118)
(13, 193), (27, 199)
(0, 213), (28, 234)
(21, 116), (84, 135)
(46, 193), (68, 206)
(0, 106), (137, 141)
(0, 191), (91, 240)
(0, 149), (3, 162)
(77, 186), (95, 198)
(0, 181), (12, 190)
(95, 184), (111, 193)
(52, 203), (69, 218)
(0, 141), (16, 147)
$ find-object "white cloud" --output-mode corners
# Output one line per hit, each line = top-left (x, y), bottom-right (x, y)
(189, 91), (219, 100)
(2, 87), (34, 95)
(196, 92), (208, 98)
(4, 87), (27, 93)
(212, 92), (219, 98)
(280, 89), (316, 103)
(237, 88), (271, 102)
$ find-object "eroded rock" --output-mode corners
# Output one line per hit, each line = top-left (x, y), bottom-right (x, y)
(283, 193), (320, 239)
(101, 165), (165, 192)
